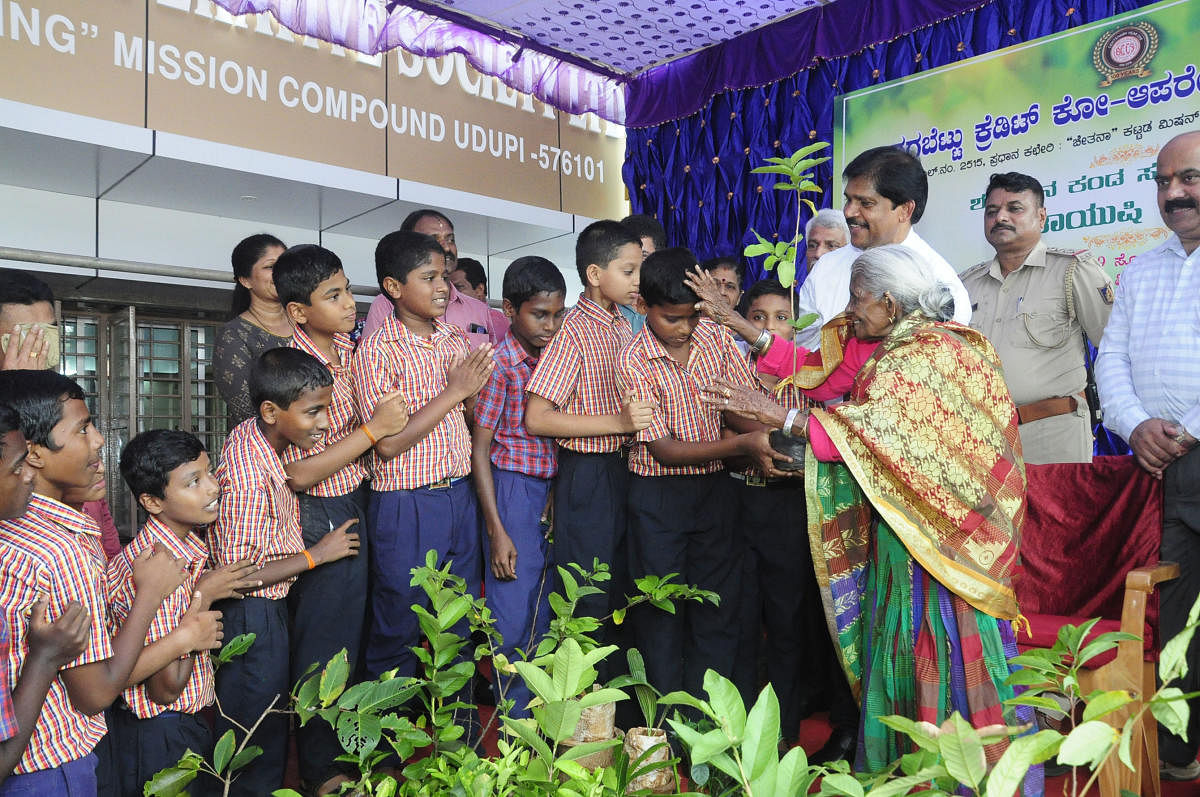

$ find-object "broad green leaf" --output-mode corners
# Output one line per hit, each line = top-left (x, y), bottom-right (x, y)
(774, 181), (800, 191)
(820, 772), (865, 796)
(877, 715), (939, 753)
(228, 745), (262, 773)
(773, 241), (790, 257)
(1150, 688), (1190, 737)
(1160, 595), (1200, 682)
(558, 737), (621, 762)
(777, 745), (813, 794)
(437, 594), (473, 630)
(142, 766), (199, 797)
(793, 312), (819, 331)
(800, 198), (818, 214)
(659, 691), (711, 715)
(689, 762), (710, 787)
(703, 670), (746, 740)
(1082, 690), (1133, 722)
(502, 717), (552, 763)
(532, 699), (584, 743)
(513, 661), (556, 703)
(336, 711), (382, 757)
(750, 165), (795, 176)
(788, 142), (831, 164)
(1117, 716), (1136, 771)
(686, 726), (734, 765)
(612, 607), (626, 625)
(318, 649), (349, 705)
(937, 714), (986, 791)
(777, 260), (796, 289)
(984, 730), (1062, 797)
(866, 769), (947, 797)
(1077, 633), (1141, 666)
(216, 632), (255, 665)
(1004, 695), (1069, 712)
(742, 686), (780, 780)
(1058, 720), (1118, 767)
(578, 688), (627, 709)
(213, 729), (235, 774)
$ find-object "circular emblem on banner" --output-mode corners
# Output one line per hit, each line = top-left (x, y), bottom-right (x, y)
(1092, 22), (1158, 87)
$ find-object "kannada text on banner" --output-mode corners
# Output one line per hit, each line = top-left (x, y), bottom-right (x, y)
(833, 0), (1200, 281)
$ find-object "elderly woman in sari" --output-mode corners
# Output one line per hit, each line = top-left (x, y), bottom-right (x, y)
(701, 245), (1036, 782)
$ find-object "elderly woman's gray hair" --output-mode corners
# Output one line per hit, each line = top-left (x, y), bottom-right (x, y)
(805, 208), (850, 242)
(850, 244), (955, 322)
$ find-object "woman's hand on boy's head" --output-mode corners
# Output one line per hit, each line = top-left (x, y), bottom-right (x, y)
(132, 544), (188, 601)
(685, 267), (735, 325)
(446, 345), (495, 401)
(366, 390), (410, 440)
(195, 559), (261, 604)
(27, 595), (90, 667)
(310, 518), (360, 566)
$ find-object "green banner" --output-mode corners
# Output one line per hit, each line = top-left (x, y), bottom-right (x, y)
(833, 0), (1200, 279)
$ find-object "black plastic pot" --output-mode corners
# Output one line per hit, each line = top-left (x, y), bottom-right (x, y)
(769, 429), (806, 472)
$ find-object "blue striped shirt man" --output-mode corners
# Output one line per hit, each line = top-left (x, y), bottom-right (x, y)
(1095, 233), (1200, 442)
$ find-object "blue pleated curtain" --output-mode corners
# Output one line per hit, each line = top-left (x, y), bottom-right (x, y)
(622, 0), (1157, 283)
(621, 0), (1152, 455)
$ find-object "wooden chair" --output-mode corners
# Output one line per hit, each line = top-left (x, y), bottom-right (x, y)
(1016, 456), (1177, 797)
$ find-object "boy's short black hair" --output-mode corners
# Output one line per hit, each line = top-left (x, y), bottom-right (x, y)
(986, 172), (1045, 207)
(0, 404), (21, 453)
(620, 214), (667, 251)
(454, 258), (487, 289)
(0, 269), (54, 310)
(273, 244), (345, 307)
(0, 370), (86, 449)
(843, 145), (928, 223)
(741, 278), (792, 314)
(375, 231), (445, 289)
(120, 429), (207, 501)
(700, 255), (745, 282)
(639, 247), (700, 308)
(575, 220), (642, 284)
(503, 257), (567, 309)
(248, 348), (333, 412)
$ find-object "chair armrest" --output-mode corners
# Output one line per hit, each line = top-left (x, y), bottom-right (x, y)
(1126, 561), (1181, 593)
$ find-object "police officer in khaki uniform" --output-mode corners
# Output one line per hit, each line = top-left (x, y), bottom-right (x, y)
(961, 172), (1114, 464)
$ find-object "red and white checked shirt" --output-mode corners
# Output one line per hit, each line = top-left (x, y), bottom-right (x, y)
(353, 316), (472, 491)
(212, 419), (304, 600)
(0, 494), (112, 772)
(106, 517), (214, 718)
(0, 619), (15, 743)
(474, 331), (557, 479)
(738, 350), (816, 479)
(618, 320), (758, 477)
(283, 327), (366, 497)
(525, 296), (633, 454)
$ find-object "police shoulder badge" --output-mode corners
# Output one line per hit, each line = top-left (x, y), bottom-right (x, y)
(1098, 284), (1115, 305)
(1093, 22), (1158, 87)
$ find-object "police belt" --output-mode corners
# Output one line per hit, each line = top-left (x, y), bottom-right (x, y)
(1016, 393), (1084, 425)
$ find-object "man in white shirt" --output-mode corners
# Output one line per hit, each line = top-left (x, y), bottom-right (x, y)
(1095, 130), (1200, 782)
(794, 146), (971, 350)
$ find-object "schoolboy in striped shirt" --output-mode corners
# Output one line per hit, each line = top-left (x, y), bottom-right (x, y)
(471, 257), (567, 717)
(616, 249), (774, 700)
(99, 430), (258, 797)
(0, 371), (187, 794)
(211, 348), (361, 797)
(524, 220), (656, 628)
(273, 244), (410, 793)
(353, 230), (494, 688)
(723, 278), (835, 745)
(0, 403), (90, 787)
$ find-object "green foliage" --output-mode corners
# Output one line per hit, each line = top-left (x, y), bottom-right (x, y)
(743, 142), (831, 293)
(147, 562), (1200, 797)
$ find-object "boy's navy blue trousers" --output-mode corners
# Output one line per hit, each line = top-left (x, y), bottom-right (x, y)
(485, 468), (552, 717)
(213, 595), (289, 797)
(290, 486), (368, 786)
(552, 449), (629, 625)
(365, 477), (482, 679)
(97, 707), (214, 797)
(0, 753), (96, 796)
(731, 474), (838, 742)
(627, 471), (741, 698)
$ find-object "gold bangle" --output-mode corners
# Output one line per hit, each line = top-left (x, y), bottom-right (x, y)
(361, 425), (378, 445)
(302, 550), (316, 570)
